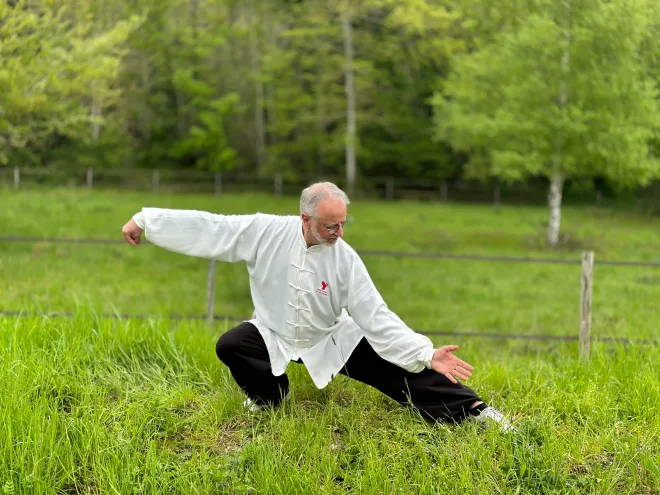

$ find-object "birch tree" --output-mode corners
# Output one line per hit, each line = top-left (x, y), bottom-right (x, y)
(433, 0), (660, 246)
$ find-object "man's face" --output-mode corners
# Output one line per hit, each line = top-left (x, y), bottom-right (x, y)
(302, 198), (347, 246)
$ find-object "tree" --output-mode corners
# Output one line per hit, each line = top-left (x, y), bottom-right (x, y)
(0, 0), (139, 167)
(433, 0), (660, 246)
(257, 1), (354, 180)
(357, 0), (465, 180)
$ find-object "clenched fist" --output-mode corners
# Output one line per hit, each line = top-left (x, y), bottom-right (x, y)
(122, 218), (144, 246)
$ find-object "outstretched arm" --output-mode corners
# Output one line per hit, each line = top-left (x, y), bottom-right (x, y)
(121, 208), (270, 263)
(346, 253), (473, 383)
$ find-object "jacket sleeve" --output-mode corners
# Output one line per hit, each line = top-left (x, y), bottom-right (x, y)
(133, 208), (267, 263)
(345, 252), (435, 373)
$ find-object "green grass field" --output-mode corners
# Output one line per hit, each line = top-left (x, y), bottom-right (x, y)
(1, 188), (659, 493)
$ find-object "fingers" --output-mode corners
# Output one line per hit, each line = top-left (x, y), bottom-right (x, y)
(438, 356), (473, 381)
(454, 357), (474, 372)
(444, 367), (470, 383)
(443, 372), (458, 385)
(445, 350), (473, 370)
(122, 230), (139, 246)
(451, 366), (472, 381)
(123, 233), (136, 246)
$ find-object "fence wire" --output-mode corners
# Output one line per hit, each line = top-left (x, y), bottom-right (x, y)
(2, 235), (658, 349)
(0, 309), (656, 346)
(2, 236), (660, 267)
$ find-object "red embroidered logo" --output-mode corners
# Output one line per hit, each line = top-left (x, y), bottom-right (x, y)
(316, 281), (329, 296)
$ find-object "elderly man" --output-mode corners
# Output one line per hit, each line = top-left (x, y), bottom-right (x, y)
(122, 182), (512, 429)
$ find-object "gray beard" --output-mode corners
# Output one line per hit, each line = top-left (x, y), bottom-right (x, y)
(311, 224), (332, 246)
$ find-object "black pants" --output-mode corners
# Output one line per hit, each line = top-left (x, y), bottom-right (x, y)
(216, 322), (485, 424)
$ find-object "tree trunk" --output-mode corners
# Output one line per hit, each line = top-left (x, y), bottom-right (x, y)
(91, 93), (102, 142)
(189, 0), (197, 36)
(265, 18), (278, 149)
(174, 67), (187, 138)
(90, 8), (104, 144)
(548, 0), (571, 247)
(341, 11), (356, 192)
(249, 5), (266, 174)
(266, 80), (276, 147)
(316, 79), (326, 178)
(547, 169), (564, 246)
(188, 0), (198, 125)
(141, 55), (151, 140)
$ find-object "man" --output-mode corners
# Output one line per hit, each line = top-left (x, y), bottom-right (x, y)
(122, 182), (512, 429)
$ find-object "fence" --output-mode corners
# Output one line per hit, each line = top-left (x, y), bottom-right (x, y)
(2, 235), (659, 362)
(3, 166), (660, 209)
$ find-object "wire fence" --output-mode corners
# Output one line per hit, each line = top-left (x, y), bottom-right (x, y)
(0, 308), (656, 347)
(2, 235), (659, 356)
(2, 235), (660, 267)
(3, 166), (660, 209)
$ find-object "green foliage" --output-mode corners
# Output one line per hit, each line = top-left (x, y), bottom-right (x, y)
(0, 0), (141, 167)
(2, 0), (660, 194)
(116, 0), (242, 171)
(433, 0), (660, 188)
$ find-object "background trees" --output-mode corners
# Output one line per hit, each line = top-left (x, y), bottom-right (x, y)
(2, 0), (660, 244)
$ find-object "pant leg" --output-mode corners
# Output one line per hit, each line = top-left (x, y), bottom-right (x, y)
(215, 322), (289, 406)
(339, 338), (484, 424)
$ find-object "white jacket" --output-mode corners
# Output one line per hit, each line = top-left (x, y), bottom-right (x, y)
(133, 208), (435, 388)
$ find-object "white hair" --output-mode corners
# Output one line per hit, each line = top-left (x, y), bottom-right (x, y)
(300, 182), (350, 216)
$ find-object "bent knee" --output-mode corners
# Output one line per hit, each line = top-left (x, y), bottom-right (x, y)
(215, 332), (237, 363)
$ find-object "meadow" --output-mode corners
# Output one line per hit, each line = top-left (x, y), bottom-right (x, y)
(0, 188), (659, 493)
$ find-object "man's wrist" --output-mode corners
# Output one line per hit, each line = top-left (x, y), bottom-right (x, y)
(422, 347), (435, 369)
(133, 211), (145, 229)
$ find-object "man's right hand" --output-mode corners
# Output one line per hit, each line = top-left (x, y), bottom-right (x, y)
(122, 218), (144, 246)
(430, 345), (474, 384)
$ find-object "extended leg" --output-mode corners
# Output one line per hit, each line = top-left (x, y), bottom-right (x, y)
(339, 338), (486, 424)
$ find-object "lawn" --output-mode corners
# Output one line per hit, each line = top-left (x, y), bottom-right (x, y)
(0, 188), (659, 493)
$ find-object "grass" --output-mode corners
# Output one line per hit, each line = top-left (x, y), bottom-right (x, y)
(1, 316), (658, 493)
(1, 188), (660, 493)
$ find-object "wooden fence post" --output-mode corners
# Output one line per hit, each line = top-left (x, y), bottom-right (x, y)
(214, 173), (222, 196)
(386, 178), (394, 201)
(580, 251), (594, 362)
(14, 166), (20, 189)
(274, 174), (283, 196)
(440, 180), (448, 201)
(86, 167), (94, 189)
(207, 260), (216, 326)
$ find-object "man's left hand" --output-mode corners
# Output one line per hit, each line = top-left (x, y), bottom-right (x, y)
(430, 346), (474, 384)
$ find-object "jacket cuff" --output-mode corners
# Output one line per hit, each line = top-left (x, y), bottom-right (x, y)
(421, 346), (435, 369)
(133, 211), (145, 229)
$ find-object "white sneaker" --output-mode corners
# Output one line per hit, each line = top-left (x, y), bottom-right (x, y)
(243, 392), (290, 412)
(473, 406), (515, 432)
